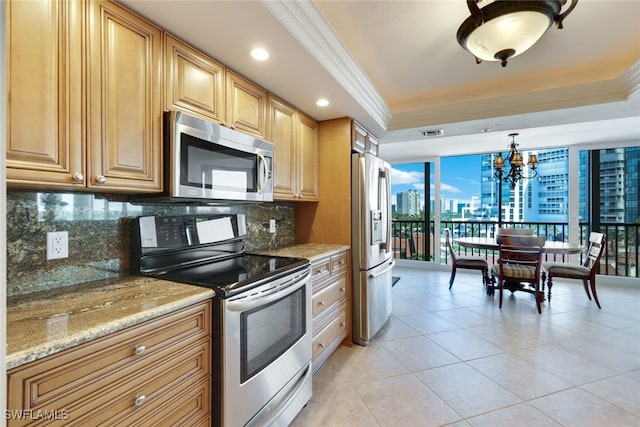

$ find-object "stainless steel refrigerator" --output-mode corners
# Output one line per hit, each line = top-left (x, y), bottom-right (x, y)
(352, 152), (395, 345)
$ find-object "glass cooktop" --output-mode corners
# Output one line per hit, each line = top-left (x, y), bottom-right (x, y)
(155, 254), (309, 298)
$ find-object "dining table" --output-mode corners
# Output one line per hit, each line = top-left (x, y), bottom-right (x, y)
(454, 237), (584, 255)
(454, 236), (585, 298)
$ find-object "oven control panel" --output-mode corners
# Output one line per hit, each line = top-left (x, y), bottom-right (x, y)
(136, 214), (247, 249)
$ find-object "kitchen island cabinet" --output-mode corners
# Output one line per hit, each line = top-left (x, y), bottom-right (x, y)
(6, 277), (214, 426)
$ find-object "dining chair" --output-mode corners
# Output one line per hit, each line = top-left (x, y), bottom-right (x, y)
(444, 229), (488, 289)
(497, 228), (534, 236)
(543, 232), (606, 309)
(491, 235), (545, 313)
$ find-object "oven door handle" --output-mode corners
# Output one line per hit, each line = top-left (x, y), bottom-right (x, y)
(226, 270), (311, 312)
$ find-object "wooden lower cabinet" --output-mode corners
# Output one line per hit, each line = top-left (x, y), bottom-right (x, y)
(6, 301), (212, 426)
(311, 249), (350, 375)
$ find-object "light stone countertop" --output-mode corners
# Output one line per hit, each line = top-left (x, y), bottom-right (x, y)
(6, 276), (214, 370)
(7, 243), (348, 370)
(251, 242), (350, 262)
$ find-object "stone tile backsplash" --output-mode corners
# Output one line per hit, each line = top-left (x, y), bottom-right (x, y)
(6, 191), (295, 297)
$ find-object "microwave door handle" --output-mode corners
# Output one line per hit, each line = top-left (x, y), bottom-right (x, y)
(257, 152), (268, 193)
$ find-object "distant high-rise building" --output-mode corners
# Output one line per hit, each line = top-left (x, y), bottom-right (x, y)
(578, 147), (639, 224)
(397, 190), (421, 216)
(479, 147), (640, 225)
(481, 148), (569, 223)
(625, 147), (640, 223)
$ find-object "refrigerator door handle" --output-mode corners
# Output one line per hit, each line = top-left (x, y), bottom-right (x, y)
(368, 260), (396, 278)
(378, 167), (391, 251)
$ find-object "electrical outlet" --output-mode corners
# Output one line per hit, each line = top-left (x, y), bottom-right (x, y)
(47, 231), (69, 260)
(269, 219), (276, 234)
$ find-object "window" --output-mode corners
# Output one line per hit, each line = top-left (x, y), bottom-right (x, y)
(390, 163), (431, 260)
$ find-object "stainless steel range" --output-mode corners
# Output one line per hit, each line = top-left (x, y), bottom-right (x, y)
(131, 214), (312, 426)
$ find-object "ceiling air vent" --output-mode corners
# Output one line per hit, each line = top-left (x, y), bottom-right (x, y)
(420, 129), (444, 138)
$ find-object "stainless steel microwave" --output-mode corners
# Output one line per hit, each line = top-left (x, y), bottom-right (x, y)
(161, 111), (273, 203)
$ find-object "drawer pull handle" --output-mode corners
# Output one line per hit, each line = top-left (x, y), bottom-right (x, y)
(318, 301), (325, 306)
(134, 345), (146, 356)
(340, 287), (345, 292)
(134, 394), (146, 407)
(319, 342), (325, 348)
(340, 322), (346, 327)
(96, 175), (107, 184)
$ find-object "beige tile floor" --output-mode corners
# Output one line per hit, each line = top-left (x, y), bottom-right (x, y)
(292, 266), (640, 426)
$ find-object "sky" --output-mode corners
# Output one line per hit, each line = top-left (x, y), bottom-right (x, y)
(390, 154), (483, 207)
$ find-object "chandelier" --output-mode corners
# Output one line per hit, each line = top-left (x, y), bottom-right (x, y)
(494, 133), (538, 189)
(456, 0), (578, 67)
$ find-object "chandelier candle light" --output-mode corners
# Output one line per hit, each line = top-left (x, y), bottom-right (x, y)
(494, 133), (538, 225)
(457, 0), (578, 67)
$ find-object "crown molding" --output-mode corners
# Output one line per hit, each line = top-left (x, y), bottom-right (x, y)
(261, 0), (391, 130)
(621, 59), (640, 94)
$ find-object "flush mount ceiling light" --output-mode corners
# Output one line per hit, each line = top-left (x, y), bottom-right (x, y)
(456, 0), (578, 67)
(316, 98), (330, 107)
(250, 48), (269, 61)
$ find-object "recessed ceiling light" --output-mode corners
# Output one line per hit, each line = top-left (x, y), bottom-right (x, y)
(316, 99), (329, 107)
(250, 48), (269, 61)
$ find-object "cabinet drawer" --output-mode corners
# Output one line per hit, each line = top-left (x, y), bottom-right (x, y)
(7, 302), (211, 426)
(310, 258), (331, 284)
(132, 377), (211, 427)
(311, 275), (347, 318)
(80, 339), (210, 426)
(312, 308), (347, 361)
(331, 251), (349, 274)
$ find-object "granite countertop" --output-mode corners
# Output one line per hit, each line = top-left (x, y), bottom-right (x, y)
(7, 243), (347, 370)
(251, 242), (350, 262)
(6, 276), (214, 370)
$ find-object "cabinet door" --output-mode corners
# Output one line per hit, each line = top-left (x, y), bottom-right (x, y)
(367, 134), (379, 156)
(165, 34), (225, 123)
(225, 70), (267, 139)
(87, 0), (163, 192)
(268, 96), (298, 201)
(297, 112), (319, 201)
(6, 0), (84, 188)
(351, 121), (367, 154)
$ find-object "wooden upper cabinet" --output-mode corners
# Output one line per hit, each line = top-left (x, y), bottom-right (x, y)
(225, 70), (267, 139)
(351, 121), (367, 154)
(6, 0), (84, 188)
(268, 96), (298, 201)
(165, 34), (225, 123)
(367, 134), (379, 156)
(268, 96), (318, 202)
(351, 120), (378, 156)
(87, 0), (163, 192)
(7, 0), (163, 192)
(297, 112), (319, 201)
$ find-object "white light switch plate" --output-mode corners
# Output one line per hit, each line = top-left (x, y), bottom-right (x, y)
(269, 219), (276, 233)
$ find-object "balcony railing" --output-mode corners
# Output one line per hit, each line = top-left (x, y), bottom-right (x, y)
(392, 219), (639, 277)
